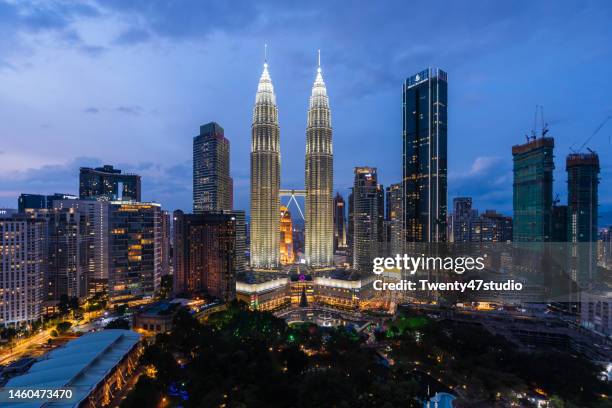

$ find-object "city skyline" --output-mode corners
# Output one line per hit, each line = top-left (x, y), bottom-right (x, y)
(0, 1), (611, 224)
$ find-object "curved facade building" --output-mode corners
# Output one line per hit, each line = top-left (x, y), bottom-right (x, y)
(250, 60), (281, 269)
(305, 56), (334, 267)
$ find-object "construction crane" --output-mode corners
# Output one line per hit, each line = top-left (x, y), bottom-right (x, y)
(570, 115), (612, 153)
(527, 105), (549, 142)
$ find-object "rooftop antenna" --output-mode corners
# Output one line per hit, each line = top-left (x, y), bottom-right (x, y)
(541, 105), (549, 137)
(532, 104), (538, 140)
(264, 44), (268, 66)
(317, 49), (321, 73)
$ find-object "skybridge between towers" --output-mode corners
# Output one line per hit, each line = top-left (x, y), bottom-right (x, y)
(279, 189), (306, 221)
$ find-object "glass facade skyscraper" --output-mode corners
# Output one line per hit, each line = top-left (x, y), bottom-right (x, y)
(402, 68), (448, 243)
(511, 137), (555, 242)
(567, 152), (600, 284)
(193, 122), (233, 213)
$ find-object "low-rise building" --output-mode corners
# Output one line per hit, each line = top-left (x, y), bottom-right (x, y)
(3, 329), (142, 407)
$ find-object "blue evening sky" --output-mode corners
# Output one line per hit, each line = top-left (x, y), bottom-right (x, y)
(0, 1), (611, 224)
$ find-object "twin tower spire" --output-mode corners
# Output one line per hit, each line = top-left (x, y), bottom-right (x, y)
(250, 47), (333, 270)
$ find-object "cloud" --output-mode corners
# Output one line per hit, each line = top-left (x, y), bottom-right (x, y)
(116, 105), (144, 116)
(83, 106), (99, 114)
(0, 157), (193, 211)
(113, 28), (151, 45)
(449, 156), (512, 212)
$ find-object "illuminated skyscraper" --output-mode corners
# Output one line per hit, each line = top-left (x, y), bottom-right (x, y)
(280, 206), (294, 264)
(305, 52), (333, 267)
(250, 54), (280, 269)
(333, 192), (347, 251)
(402, 68), (448, 243)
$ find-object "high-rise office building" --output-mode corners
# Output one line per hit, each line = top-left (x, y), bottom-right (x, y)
(193, 122), (233, 212)
(161, 210), (171, 276)
(305, 55), (334, 268)
(352, 167), (384, 272)
(250, 58), (281, 269)
(108, 202), (162, 301)
(79, 165), (141, 202)
(173, 210), (236, 301)
(18, 193), (77, 213)
(567, 152), (600, 283)
(280, 206), (295, 264)
(53, 199), (110, 295)
(451, 197), (477, 243)
(347, 191), (354, 263)
(0, 216), (46, 327)
(512, 137), (555, 242)
(402, 68), (448, 243)
(45, 208), (89, 300)
(333, 192), (347, 252)
(385, 183), (403, 254)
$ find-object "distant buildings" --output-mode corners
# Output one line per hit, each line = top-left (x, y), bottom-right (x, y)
(193, 122), (233, 213)
(280, 206), (294, 264)
(403, 68), (448, 243)
(351, 167), (384, 272)
(108, 202), (162, 302)
(471, 210), (513, 243)
(448, 197), (512, 243)
(385, 183), (403, 255)
(333, 192), (347, 252)
(512, 137), (555, 242)
(18, 193), (76, 212)
(250, 58), (281, 269)
(450, 197), (477, 243)
(173, 210), (236, 302)
(79, 165), (141, 202)
(305, 57), (334, 268)
(0, 215), (46, 327)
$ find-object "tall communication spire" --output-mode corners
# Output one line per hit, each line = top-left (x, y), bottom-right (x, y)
(305, 49), (334, 268)
(250, 46), (281, 269)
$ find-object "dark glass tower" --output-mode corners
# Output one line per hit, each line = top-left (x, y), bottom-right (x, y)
(79, 165), (141, 201)
(567, 152), (600, 284)
(511, 137), (555, 242)
(351, 167), (384, 272)
(402, 68), (448, 243)
(193, 122), (233, 213)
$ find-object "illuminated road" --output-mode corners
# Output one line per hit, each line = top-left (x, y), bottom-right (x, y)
(0, 329), (52, 365)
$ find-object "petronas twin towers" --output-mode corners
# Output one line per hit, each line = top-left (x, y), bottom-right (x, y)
(250, 50), (333, 270)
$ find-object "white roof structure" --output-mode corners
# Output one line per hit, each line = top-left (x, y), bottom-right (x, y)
(4, 329), (141, 408)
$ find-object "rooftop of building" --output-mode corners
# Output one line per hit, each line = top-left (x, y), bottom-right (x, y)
(4, 329), (141, 408)
(137, 300), (180, 317)
(566, 151), (600, 168)
(511, 136), (555, 155)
